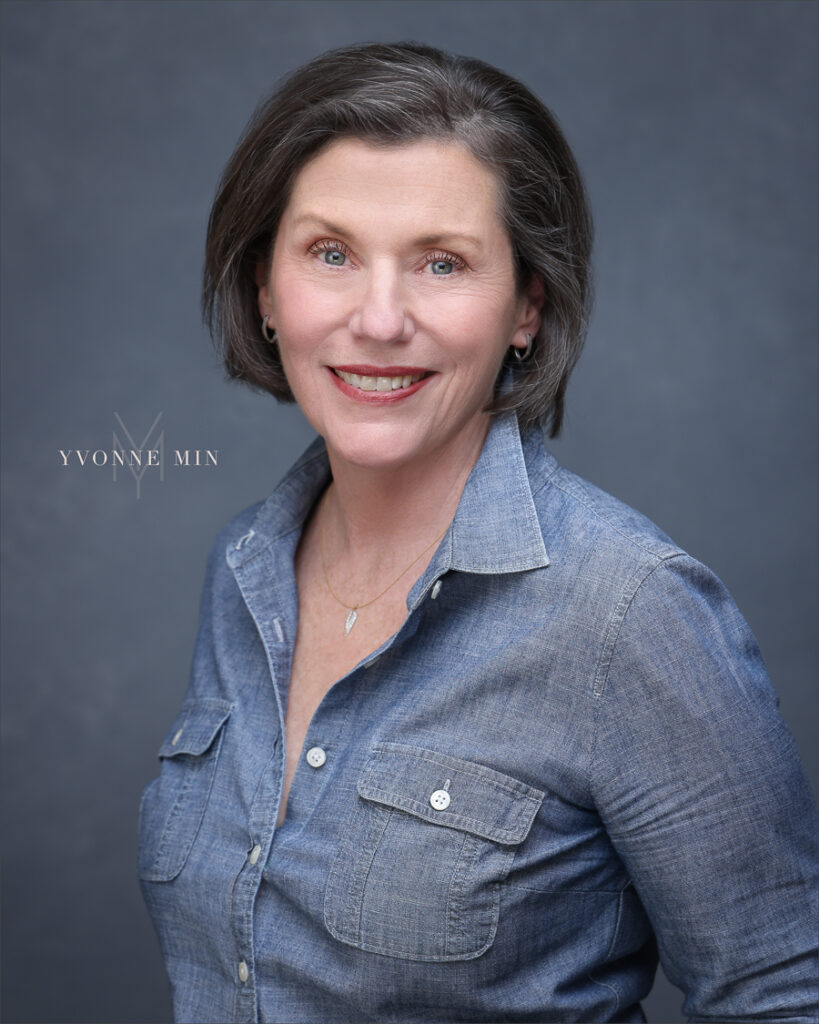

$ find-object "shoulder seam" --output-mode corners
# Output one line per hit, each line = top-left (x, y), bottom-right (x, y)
(547, 472), (681, 561)
(588, 552), (689, 802)
(592, 551), (688, 700)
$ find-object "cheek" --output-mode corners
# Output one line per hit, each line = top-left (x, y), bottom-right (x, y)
(434, 294), (514, 365)
(271, 270), (341, 343)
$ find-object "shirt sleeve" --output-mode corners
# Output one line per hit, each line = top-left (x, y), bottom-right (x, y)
(590, 553), (818, 1023)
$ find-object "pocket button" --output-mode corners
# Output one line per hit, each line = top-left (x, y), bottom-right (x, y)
(430, 789), (451, 811)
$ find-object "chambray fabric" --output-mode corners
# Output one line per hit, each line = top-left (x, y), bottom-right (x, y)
(138, 414), (818, 1024)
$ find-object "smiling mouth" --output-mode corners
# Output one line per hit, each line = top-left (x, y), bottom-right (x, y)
(332, 368), (429, 392)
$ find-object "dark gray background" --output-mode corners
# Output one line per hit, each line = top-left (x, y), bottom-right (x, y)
(1, 1), (816, 1022)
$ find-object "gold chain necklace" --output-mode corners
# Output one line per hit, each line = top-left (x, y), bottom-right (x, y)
(319, 484), (451, 636)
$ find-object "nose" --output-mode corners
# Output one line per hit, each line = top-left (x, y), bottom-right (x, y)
(348, 261), (414, 344)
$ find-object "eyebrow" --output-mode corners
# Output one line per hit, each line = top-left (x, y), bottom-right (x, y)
(290, 214), (483, 250)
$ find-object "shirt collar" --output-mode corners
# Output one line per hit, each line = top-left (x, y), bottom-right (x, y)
(443, 412), (550, 574)
(226, 413), (550, 577)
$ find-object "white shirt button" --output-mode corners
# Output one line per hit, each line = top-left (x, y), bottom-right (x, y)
(248, 844), (261, 866)
(237, 960), (249, 983)
(430, 789), (451, 811)
(306, 746), (326, 768)
(171, 728), (183, 746)
(431, 580), (443, 600)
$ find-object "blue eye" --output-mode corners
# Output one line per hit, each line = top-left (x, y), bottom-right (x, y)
(323, 250), (346, 266)
(430, 259), (453, 275)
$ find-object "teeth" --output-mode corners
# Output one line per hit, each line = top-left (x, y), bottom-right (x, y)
(336, 370), (425, 392)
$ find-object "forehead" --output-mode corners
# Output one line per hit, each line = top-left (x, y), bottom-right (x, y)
(284, 137), (504, 227)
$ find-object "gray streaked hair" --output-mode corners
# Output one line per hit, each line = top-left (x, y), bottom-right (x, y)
(202, 41), (593, 436)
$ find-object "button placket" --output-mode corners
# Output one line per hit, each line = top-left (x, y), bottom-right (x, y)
(233, 742), (280, 1012)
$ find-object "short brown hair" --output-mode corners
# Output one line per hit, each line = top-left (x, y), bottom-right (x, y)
(202, 42), (593, 436)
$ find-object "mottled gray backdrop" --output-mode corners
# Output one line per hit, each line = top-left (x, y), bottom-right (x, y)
(1, 1), (816, 1021)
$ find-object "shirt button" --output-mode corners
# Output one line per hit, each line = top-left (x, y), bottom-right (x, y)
(237, 960), (249, 983)
(430, 789), (451, 811)
(431, 580), (443, 600)
(248, 844), (261, 866)
(306, 746), (326, 768)
(171, 728), (183, 746)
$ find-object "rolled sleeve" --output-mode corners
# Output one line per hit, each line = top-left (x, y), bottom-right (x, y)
(591, 554), (818, 1023)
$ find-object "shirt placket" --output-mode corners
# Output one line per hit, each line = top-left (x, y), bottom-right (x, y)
(223, 517), (455, 1023)
(226, 538), (296, 1023)
(229, 732), (285, 1021)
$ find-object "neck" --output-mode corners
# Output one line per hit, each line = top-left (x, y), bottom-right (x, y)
(323, 417), (490, 557)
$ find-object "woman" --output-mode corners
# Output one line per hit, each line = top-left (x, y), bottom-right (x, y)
(138, 42), (818, 1024)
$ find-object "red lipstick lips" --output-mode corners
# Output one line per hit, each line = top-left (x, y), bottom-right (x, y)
(328, 365), (434, 404)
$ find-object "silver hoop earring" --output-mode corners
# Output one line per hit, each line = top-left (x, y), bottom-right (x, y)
(513, 333), (534, 362)
(261, 314), (277, 344)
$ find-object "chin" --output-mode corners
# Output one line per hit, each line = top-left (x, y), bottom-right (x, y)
(324, 423), (428, 471)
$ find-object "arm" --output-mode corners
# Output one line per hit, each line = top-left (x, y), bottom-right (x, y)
(591, 554), (818, 1023)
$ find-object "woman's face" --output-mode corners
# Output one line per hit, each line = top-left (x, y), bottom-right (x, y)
(258, 137), (541, 473)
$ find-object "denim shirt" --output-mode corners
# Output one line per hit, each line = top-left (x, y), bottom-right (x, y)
(138, 414), (818, 1024)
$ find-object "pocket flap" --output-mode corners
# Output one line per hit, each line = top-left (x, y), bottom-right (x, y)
(357, 742), (545, 845)
(158, 699), (233, 759)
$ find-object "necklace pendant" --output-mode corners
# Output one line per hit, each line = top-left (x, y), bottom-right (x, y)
(343, 608), (358, 636)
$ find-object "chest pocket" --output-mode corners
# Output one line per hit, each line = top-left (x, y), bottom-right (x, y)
(324, 742), (545, 961)
(138, 698), (233, 882)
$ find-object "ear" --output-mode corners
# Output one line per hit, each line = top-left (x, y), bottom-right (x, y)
(511, 276), (544, 352)
(255, 260), (272, 320)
